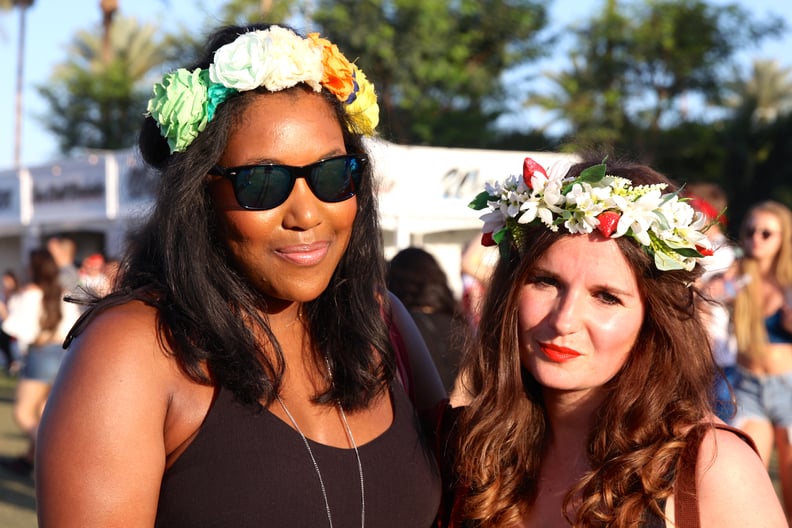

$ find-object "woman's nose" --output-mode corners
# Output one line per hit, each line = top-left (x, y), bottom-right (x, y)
(280, 179), (322, 230)
(549, 291), (583, 335)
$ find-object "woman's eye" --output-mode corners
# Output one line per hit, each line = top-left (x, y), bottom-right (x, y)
(529, 276), (557, 288)
(596, 291), (621, 305)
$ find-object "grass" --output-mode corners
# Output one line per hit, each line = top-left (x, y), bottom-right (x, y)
(0, 372), (37, 528)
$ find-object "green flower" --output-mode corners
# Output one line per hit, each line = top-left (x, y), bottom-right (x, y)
(147, 68), (210, 152)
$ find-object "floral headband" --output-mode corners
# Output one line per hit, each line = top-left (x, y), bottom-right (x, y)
(147, 26), (380, 153)
(469, 158), (714, 271)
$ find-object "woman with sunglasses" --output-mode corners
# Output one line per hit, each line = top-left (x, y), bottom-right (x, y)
(436, 157), (785, 527)
(34, 23), (445, 527)
(721, 200), (792, 523)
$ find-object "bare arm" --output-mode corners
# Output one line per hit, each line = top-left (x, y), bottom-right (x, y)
(387, 291), (447, 411)
(36, 303), (171, 527)
(696, 427), (787, 527)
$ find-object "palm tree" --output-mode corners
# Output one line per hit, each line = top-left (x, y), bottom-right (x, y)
(725, 59), (792, 125)
(38, 16), (167, 153)
(99, 0), (118, 63)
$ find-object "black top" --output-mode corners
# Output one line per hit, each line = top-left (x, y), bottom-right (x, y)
(155, 382), (441, 527)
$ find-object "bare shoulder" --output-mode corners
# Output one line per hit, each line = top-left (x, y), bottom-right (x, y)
(36, 300), (179, 526)
(695, 426), (787, 527)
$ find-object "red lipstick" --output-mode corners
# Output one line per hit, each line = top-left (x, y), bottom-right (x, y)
(540, 343), (582, 363)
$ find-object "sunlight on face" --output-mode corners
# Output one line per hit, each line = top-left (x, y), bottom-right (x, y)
(518, 233), (645, 402)
(208, 91), (357, 305)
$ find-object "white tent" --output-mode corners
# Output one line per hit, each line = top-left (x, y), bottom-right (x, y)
(367, 138), (576, 296)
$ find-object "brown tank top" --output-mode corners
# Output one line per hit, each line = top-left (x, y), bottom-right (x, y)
(155, 382), (441, 527)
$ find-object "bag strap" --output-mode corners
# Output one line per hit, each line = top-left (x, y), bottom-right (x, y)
(674, 423), (759, 527)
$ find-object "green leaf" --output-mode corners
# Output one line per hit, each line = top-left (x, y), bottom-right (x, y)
(576, 163), (607, 184)
(468, 191), (492, 210)
(673, 247), (703, 257)
(493, 227), (507, 245)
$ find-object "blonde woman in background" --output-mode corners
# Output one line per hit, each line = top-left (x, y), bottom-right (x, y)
(726, 200), (792, 523)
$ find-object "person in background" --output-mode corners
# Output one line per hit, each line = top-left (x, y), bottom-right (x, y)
(35, 23), (445, 527)
(684, 182), (739, 421)
(438, 156), (784, 527)
(0, 269), (20, 374)
(723, 200), (792, 523)
(46, 235), (79, 294)
(77, 253), (109, 297)
(459, 236), (497, 331)
(387, 246), (466, 392)
(0, 249), (81, 477)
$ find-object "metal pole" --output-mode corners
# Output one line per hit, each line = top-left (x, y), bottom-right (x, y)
(13, 1), (30, 169)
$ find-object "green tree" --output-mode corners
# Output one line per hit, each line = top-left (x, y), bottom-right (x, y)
(527, 0), (785, 159)
(311, 0), (550, 147)
(37, 16), (166, 154)
(157, 0), (302, 72)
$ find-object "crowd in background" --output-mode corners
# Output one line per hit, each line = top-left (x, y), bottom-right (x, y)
(0, 235), (118, 477)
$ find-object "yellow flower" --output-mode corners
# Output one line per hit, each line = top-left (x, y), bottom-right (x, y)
(346, 66), (379, 136)
(307, 33), (356, 101)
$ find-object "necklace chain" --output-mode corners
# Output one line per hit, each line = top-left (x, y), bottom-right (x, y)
(275, 394), (365, 528)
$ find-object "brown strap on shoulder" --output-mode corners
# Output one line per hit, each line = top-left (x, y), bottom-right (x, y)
(674, 424), (706, 527)
(674, 423), (759, 528)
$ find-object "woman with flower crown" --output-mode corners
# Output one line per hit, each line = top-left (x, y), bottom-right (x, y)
(435, 156), (785, 527)
(34, 23), (445, 527)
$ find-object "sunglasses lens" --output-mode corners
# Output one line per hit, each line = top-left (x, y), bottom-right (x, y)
(220, 155), (365, 210)
(745, 227), (777, 240)
(233, 166), (293, 210)
(309, 156), (363, 203)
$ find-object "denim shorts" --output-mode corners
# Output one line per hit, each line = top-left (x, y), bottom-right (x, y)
(21, 343), (66, 383)
(731, 365), (792, 429)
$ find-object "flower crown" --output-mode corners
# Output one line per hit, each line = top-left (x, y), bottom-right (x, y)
(468, 157), (714, 271)
(147, 26), (380, 153)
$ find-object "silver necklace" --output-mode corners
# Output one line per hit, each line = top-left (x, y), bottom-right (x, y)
(275, 394), (365, 528)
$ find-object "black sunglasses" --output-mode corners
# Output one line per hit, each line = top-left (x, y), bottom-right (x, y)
(744, 227), (777, 240)
(210, 154), (367, 210)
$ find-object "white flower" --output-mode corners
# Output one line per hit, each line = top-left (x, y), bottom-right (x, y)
(542, 178), (566, 210)
(210, 31), (275, 90)
(261, 26), (323, 91)
(469, 157), (713, 272)
(518, 197), (540, 224)
(208, 27), (324, 93)
(612, 188), (664, 245)
(480, 210), (506, 236)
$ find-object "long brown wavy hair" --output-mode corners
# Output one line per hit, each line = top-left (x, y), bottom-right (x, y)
(454, 157), (716, 527)
(29, 249), (63, 333)
(732, 201), (792, 359)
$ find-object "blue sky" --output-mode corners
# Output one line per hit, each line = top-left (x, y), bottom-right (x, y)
(0, 0), (790, 170)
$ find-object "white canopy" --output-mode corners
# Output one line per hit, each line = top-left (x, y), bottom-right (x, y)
(367, 138), (576, 247)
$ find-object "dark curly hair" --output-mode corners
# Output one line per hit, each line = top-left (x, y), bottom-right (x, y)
(67, 23), (395, 410)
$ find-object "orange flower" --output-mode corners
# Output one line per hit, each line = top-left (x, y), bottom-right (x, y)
(307, 33), (356, 100)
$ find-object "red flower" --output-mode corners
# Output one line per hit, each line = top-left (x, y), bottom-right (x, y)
(596, 211), (621, 237)
(522, 157), (547, 189)
(696, 245), (714, 257)
(481, 232), (496, 247)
